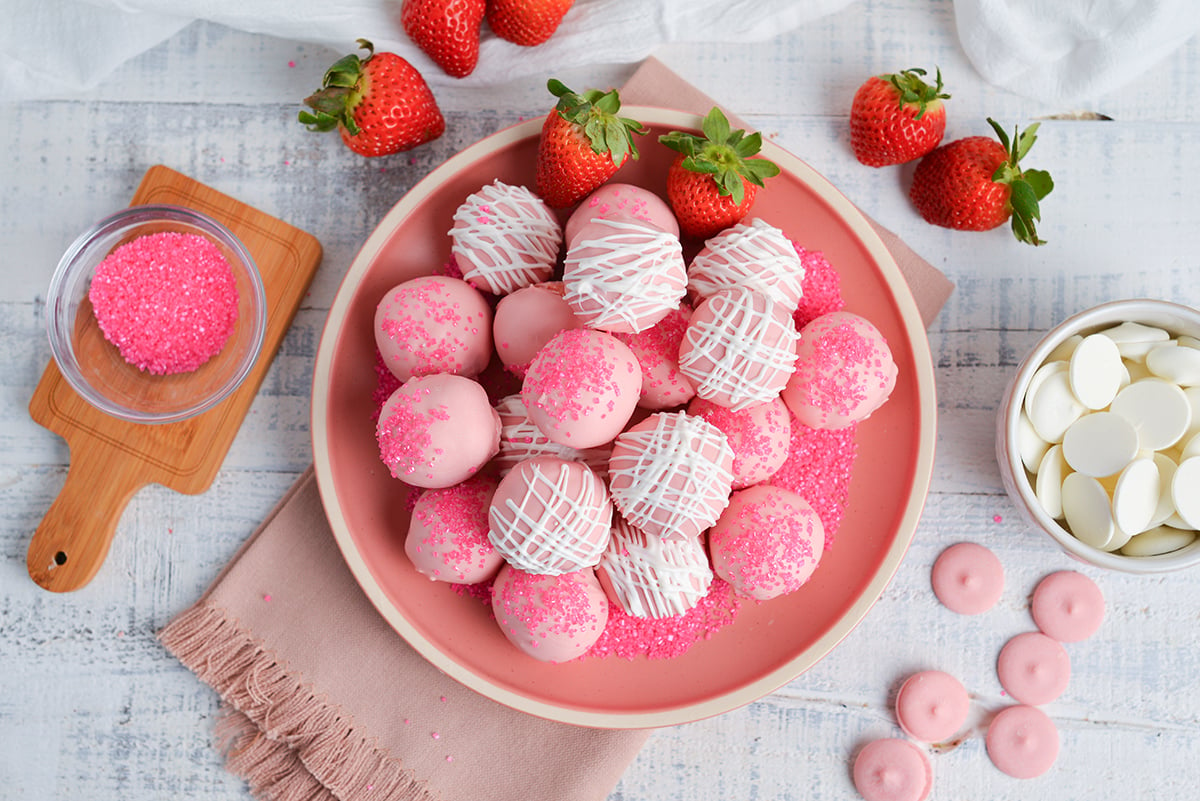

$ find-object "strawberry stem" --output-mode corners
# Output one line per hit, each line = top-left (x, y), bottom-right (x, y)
(659, 107), (780, 205)
(299, 40), (377, 136)
(986, 118), (1054, 246)
(547, 79), (647, 166)
(884, 67), (950, 121)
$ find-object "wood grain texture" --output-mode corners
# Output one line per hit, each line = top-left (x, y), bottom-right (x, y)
(3, 2), (1200, 799)
(25, 166), (322, 592)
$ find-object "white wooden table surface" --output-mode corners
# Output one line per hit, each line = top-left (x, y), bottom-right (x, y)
(4, 2), (1200, 799)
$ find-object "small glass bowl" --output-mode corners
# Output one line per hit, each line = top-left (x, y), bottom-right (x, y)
(996, 298), (1200, 573)
(45, 204), (267, 424)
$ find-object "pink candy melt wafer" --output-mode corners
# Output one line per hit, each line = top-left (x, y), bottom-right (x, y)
(1030, 570), (1105, 642)
(996, 632), (1071, 706)
(853, 738), (932, 801)
(895, 670), (970, 743)
(931, 542), (1004, 615)
(986, 705), (1059, 779)
(89, 231), (239, 375)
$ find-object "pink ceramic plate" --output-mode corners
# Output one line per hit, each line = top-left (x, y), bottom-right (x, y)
(312, 108), (936, 728)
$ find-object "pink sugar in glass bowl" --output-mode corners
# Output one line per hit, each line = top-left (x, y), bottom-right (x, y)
(45, 205), (267, 424)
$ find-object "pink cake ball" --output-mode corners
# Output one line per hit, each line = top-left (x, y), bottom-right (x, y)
(374, 275), (493, 383)
(596, 516), (713, 619)
(562, 217), (687, 334)
(709, 484), (825, 601)
(405, 476), (502, 584)
(448, 180), (562, 296)
(782, 310), (898, 430)
(688, 218), (806, 314)
(376, 373), (500, 489)
(521, 328), (642, 448)
(488, 456), (613, 575)
(491, 565), (609, 663)
(564, 182), (679, 247)
(492, 282), (582, 375)
(88, 231), (239, 375)
(608, 411), (735, 541)
(687, 396), (791, 489)
(493, 394), (611, 479)
(614, 304), (696, 410)
(678, 287), (800, 411)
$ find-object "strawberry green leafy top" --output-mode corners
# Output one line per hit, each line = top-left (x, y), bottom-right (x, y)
(659, 107), (780, 205)
(884, 67), (950, 120)
(547, 78), (646, 166)
(988, 118), (1054, 246)
(298, 38), (379, 136)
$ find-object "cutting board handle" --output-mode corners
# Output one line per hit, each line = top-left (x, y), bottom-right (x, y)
(27, 447), (145, 592)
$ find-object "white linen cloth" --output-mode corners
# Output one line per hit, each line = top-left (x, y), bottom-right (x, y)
(2, 0), (1196, 104)
(0, 0), (853, 100)
(954, 0), (1200, 104)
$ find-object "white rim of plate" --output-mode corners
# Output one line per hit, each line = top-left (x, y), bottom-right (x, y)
(310, 107), (938, 728)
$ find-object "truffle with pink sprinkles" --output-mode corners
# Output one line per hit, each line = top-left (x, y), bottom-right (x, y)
(614, 304), (696, 410)
(783, 310), (898, 429)
(376, 373), (500, 489)
(520, 327), (641, 448)
(709, 484), (825, 601)
(491, 565), (609, 663)
(405, 476), (503, 584)
(374, 275), (493, 383)
(88, 231), (239, 375)
(687, 396), (792, 490)
(492, 394), (611, 479)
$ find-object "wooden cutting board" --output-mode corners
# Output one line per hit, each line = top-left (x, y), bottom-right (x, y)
(27, 165), (323, 592)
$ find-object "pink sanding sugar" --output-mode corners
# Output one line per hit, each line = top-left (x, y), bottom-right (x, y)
(791, 244), (844, 329)
(89, 231), (239, 375)
(587, 579), (742, 660)
(770, 419), (859, 550)
(372, 349), (403, 415)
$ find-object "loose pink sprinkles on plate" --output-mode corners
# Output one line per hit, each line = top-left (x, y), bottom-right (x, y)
(89, 231), (239, 375)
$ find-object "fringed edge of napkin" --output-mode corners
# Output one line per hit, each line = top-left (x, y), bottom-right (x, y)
(160, 603), (437, 801)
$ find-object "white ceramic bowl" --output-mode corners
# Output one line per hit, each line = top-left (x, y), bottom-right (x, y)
(997, 298), (1200, 573)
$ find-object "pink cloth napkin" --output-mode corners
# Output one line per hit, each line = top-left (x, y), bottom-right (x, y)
(161, 57), (953, 801)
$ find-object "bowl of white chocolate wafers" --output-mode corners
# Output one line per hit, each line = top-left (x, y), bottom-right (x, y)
(998, 298), (1200, 573)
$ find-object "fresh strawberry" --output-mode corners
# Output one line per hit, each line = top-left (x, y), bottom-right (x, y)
(910, 118), (1054, 245)
(659, 107), (780, 240)
(299, 39), (445, 157)
(401, 0), (485, 78)
(849, 67), (950, 167)
(534, 79), (646, 208)
(488, 0), (575, 46)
